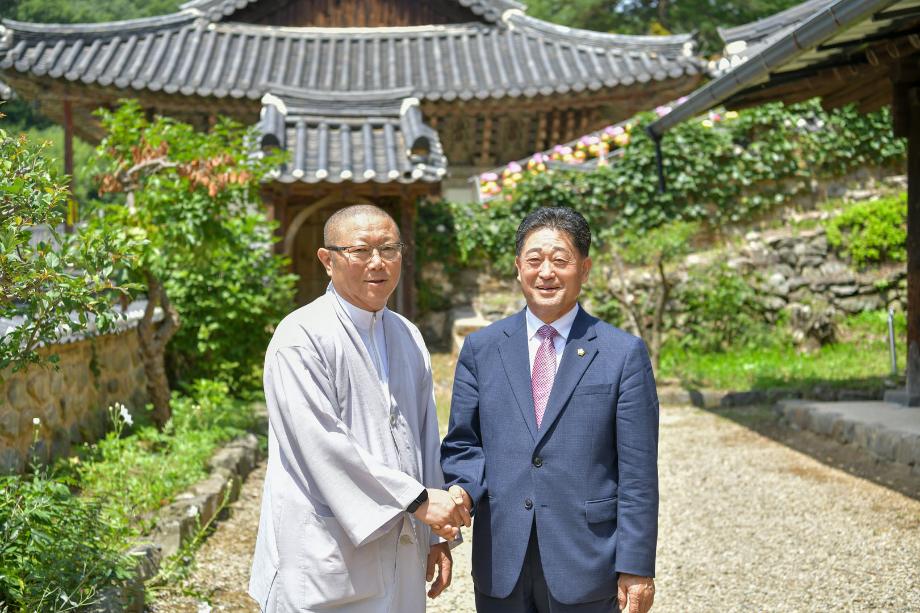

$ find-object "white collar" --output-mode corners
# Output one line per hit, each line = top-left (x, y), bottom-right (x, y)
(329, 285), (386, 331)
(525, 303), (579, 341)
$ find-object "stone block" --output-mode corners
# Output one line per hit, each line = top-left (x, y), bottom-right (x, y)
(831, 418), (855, 444)
(810, 411), (838, 436)
(50, 373), (65, 398)
(867, 428), (899, 462)
(6, 379), (30, 410)
(26, 374), (50, 403)
(0, 410), (20, 437)
(852, 422), (871, 449)
(0, 448), (24, 474)
(894, 434), (920, 466)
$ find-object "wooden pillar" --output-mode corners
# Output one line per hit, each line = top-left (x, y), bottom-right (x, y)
(887, 66), (920, 405)
(906, 88), (920, 403)
(63, 99), (74, 233)
(400, 195), (417, 320)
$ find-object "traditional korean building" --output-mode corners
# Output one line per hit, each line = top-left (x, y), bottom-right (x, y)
(0, 0), (705, 311)
(647, 0), (920, 403)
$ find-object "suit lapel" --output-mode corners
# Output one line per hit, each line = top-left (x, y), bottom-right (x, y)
(498, 311), (539, 441)
(536, 307), (598, 445)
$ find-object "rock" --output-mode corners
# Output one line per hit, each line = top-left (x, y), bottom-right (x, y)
(0, 410), (20, 437)
(0, 448), (24, 474)
(829, 284), (859, 297)
(836, 295), (883, 313)
(26, 374), (50, 403)
(6, 379), (30, 410)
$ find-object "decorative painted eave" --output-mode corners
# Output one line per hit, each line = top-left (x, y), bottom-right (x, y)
(258, 87), (447, 184)
(179, 0), (526, 24)
(0, 9), (703, 103)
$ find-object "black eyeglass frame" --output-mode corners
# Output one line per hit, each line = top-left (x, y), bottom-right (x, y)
(323, 242), (406, 260)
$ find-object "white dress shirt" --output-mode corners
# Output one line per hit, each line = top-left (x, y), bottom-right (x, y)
(525, 303), (579, 373)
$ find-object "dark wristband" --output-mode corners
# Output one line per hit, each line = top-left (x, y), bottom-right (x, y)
(406, 487), (428, 513)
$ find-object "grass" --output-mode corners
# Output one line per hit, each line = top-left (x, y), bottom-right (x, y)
(432, 311), (907, 404)
(660, 310), (906, 391)
(60, 379), (261, 535)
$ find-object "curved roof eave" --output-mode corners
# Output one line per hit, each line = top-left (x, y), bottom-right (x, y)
(717, 0), (834, 46)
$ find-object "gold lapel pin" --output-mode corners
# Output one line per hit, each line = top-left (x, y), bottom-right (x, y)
(577, 348), (586, 357)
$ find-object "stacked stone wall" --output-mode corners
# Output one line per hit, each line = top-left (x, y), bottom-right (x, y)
(0, 329), (148, 473)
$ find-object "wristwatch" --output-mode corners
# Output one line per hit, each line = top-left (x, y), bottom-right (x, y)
(406, 488), (428, 513)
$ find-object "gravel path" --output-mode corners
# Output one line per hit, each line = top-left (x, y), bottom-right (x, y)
(152, 404), (920, 612)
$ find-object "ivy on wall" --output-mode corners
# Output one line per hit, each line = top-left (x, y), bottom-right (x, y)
(424, 99), (905, 274)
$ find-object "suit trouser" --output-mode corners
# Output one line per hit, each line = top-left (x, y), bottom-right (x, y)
(474, 523), (620, 613)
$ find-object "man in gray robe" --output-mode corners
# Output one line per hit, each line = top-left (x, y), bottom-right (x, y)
(249, 205), (469, 612)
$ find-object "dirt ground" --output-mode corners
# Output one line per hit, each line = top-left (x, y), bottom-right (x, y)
(150, 403), (920, 613)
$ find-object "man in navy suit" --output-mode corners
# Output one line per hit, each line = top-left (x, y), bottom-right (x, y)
(441, 207), (659, 613)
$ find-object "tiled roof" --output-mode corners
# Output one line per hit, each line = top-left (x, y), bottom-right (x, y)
(713, 0), (833, 74)
(0, 9), (701, 103)
(258, 87), (447, 183)
(718, 0), (833, 48)
(648, 0), (911, 138)
(179, 0), (526, 24)
(0, 300), (163, 345)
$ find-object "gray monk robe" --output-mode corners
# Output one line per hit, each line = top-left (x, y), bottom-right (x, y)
(249, 286), (445, 613)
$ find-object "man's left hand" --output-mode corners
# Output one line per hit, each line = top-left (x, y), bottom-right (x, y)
(426, 542), (453, 598)
(617, 573), (654, 613)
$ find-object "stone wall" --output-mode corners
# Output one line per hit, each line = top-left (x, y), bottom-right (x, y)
(0, 329), (148, 473)
(417, 176), (907, 351)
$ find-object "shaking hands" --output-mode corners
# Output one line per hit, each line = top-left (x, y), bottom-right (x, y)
(413, 485), (473, 540)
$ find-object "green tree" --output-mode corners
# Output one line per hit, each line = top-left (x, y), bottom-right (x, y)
(0, 110), (134, 375)
(2, 0), (179, 23)
(594, 221), (699, 370)
(92, 100), (289, 427)
(525, 0), (803, 54)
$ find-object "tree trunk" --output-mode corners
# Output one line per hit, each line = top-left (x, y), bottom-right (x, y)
(137, 271), (180, 429)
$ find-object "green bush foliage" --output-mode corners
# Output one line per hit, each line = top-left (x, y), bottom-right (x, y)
(0, 471), (133, 612)
(676, 263), (772, 353)
(75, 379), (257, 535)
(423, 100), (905, 273)
(91, 100), (296, 400)
(825, 194), (907, 267)
(0, 112), (135, 374)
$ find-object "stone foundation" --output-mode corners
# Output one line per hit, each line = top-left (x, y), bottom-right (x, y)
(0, 329), (148, 473)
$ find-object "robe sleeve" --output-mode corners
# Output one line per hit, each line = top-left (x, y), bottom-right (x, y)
(266, 344), (424, 548)
(416, 343), (459, 548)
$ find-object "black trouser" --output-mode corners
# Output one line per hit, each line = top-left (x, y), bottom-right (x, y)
(474, 523), (620, 613)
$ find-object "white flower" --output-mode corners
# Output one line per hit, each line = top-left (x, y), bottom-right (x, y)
(32, 417), (41, 426)
(119, 404), (134, 426)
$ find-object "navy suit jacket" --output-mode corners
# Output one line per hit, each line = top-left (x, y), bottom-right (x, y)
(440, 306), (659, 605)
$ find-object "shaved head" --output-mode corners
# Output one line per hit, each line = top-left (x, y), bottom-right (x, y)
(323, 204), (399, 246)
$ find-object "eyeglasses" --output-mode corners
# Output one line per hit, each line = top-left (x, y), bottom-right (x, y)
(325, 242), (405, 262)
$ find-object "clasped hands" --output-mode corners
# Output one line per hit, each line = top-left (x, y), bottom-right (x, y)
(413, 485), (472, 540)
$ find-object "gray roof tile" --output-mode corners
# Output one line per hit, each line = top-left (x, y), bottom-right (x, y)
(258, 88), (447, 184)
(0, 9), (701, 103)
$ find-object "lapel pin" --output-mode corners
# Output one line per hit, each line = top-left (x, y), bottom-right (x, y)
(577, 348), (586, 357)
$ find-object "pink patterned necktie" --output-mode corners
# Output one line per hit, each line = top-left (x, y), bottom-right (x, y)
(532, 324), (559, 428)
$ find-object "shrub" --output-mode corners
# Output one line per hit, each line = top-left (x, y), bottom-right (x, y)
(75, 379), (256, 534)
(825, 194), (906, 267)
(0, 472), (132, 612)
(676, 263), (772, 353)
(418, 100), (905, 273)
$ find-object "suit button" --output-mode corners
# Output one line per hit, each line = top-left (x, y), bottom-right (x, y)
(389, 413), (397, 426)
(532, 457), (543, 468)
(524, 498), (533, 510)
